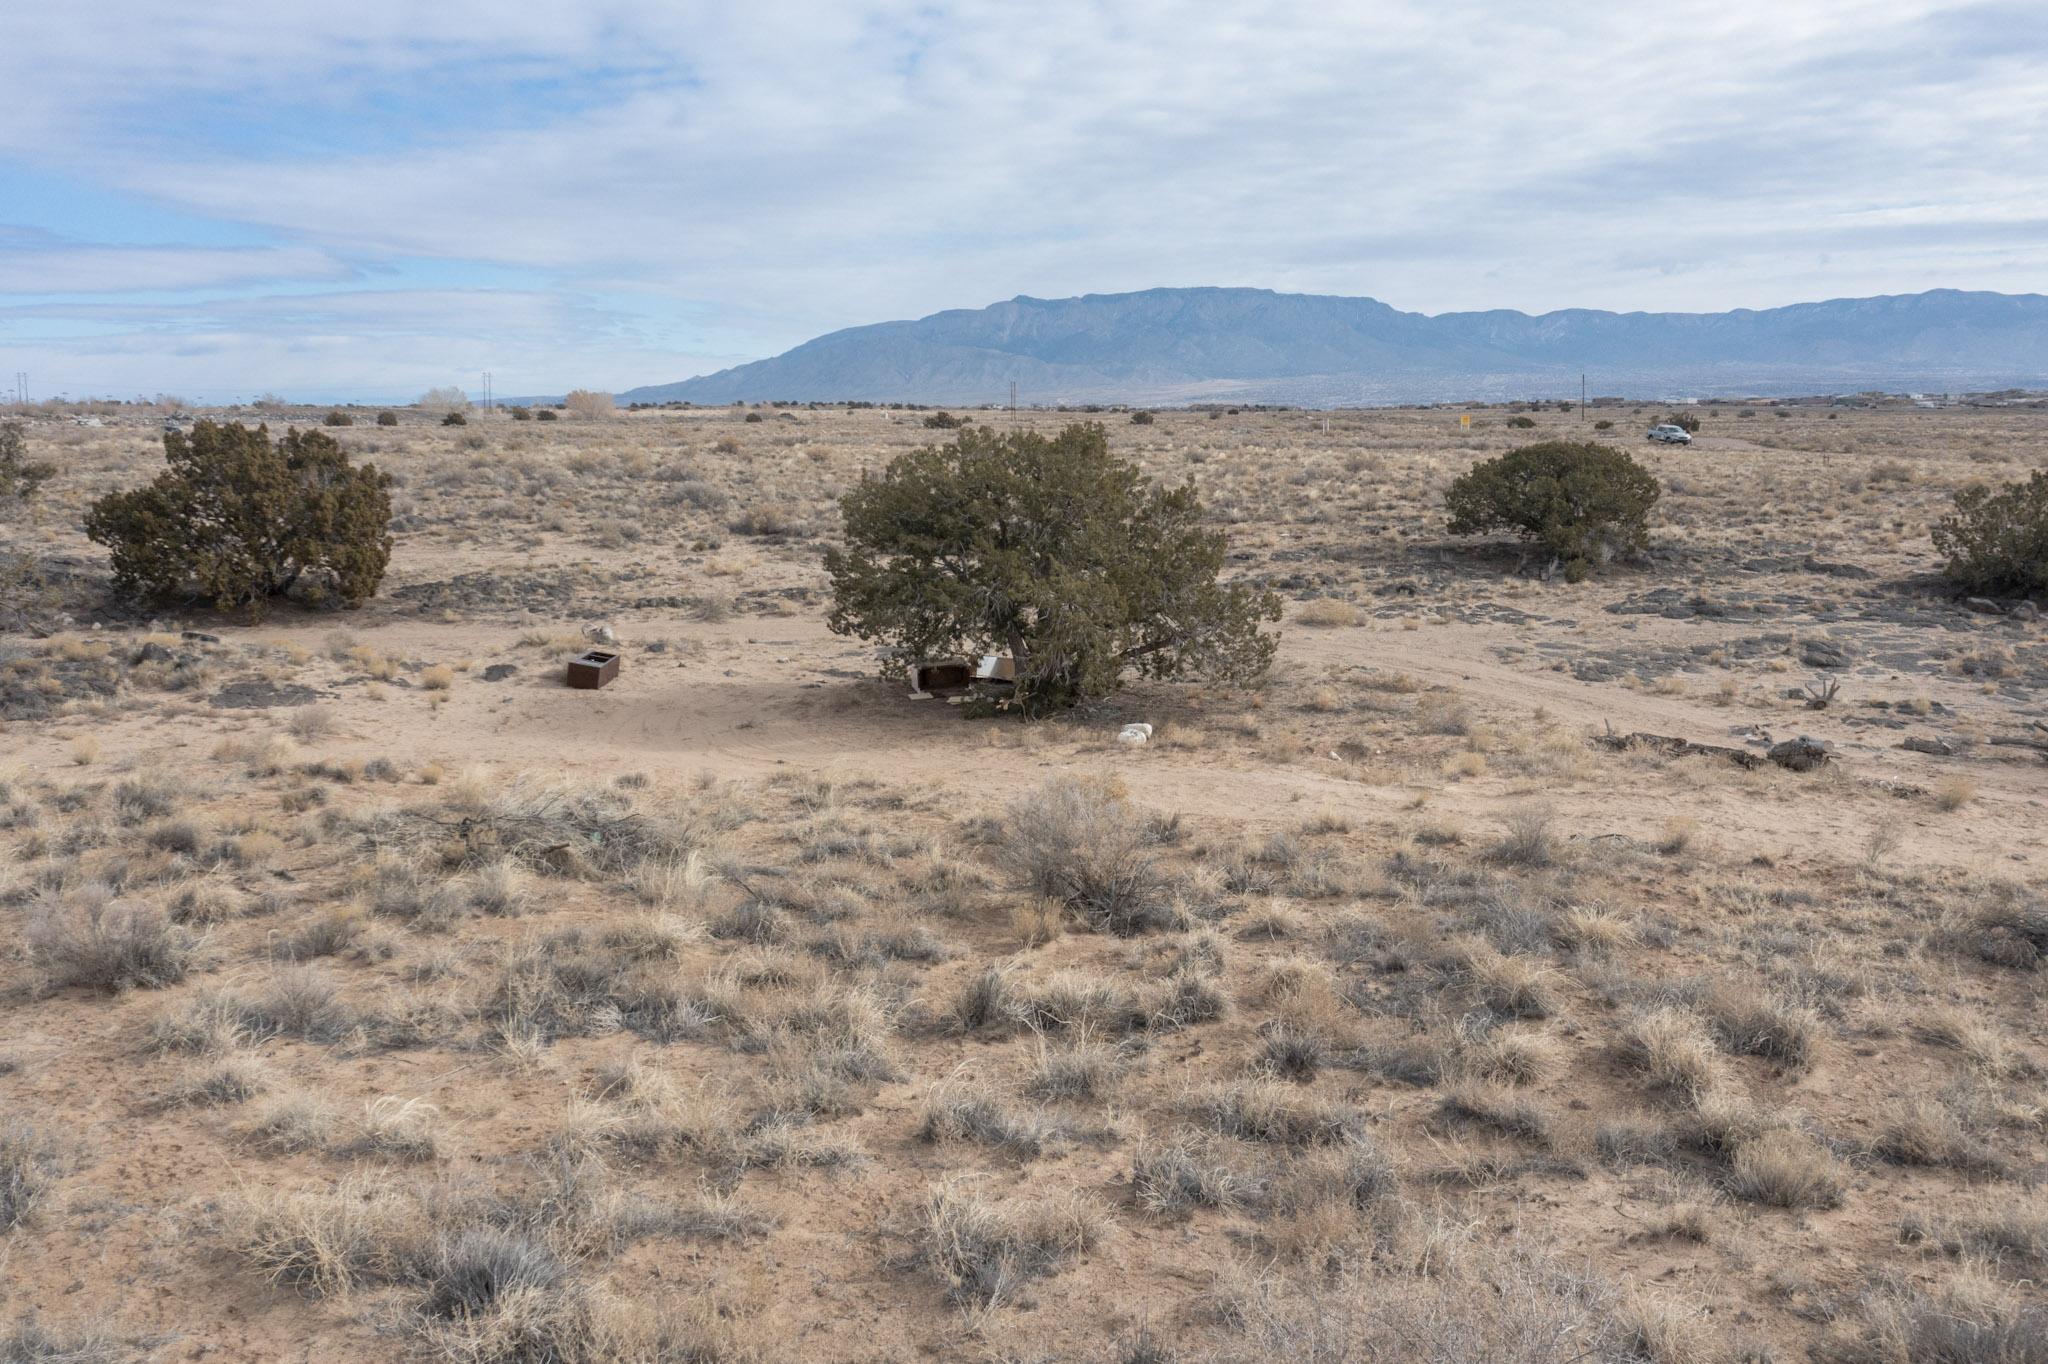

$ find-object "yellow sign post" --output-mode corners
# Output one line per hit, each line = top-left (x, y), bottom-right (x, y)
(1459, 413), (1471, 429)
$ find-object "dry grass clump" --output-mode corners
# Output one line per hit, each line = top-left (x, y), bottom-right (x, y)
(1553, 906), (1634, 956)
(1903, 1192), (2048, 1267)
(1457, 939), (1563, 1019)
(915, 1181), (1108, 1311)
(1488, 804), (1560, 868)
(1437, 1081), (1554, 1147)
(1, 1123), (61, 1231)
(1932, 776), (1978, 812)
(406, 776), (700, 879)
(1872, 1097), (1999, 1172)
(1131, 1132), (1245, 1216)
(1460, 1027), (1558, 1087)
(1700, 986), (1819, 1068)
(1727, 1128), (1847, 1209)
(26, 888), (196, 992)
(0, 1315), (154, 1362)
(1193, 1079), (1366, 1147)
(1835, 1266), (2048, 1364)
(1620, 1007), (1722, 1094)
(227, 1163), (749, 1360)
(242, 1090), (341, 1153)
(1025, 1031), (1131, 1101)
(172, 1052), (272, 1106)
(347, 1096), (443, 1161)
(1202, 1238), (1630, 1363)
(1965, 896), (2048, 970)
(1295, 598), (1361, 627)
(995, 778), (1179, 936)
(154, 966), (361, 1052)
(1915, 1006), (2030, 1078)
(919, 1076), (1053, 1157)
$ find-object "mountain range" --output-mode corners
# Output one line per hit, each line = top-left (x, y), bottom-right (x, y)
(619, 287), (2048, 407)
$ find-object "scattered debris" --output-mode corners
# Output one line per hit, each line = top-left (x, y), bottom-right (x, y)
(1117, 723), (1153, 745)
(1901, 736), (1957, 756)
(1766, 736), (1830, 772)
(1802, 677), (1840, 710)
(210, 680), (327, 710)
(566, 649), (620, 690)
(482, 664), (518, 682)
(1596, 725), (1831, 773)
(586, 621), (618, 645)
(1594, 728), (1765, 769)
(908, 654), (1016, 701)
(1798, 638), (1853, 669)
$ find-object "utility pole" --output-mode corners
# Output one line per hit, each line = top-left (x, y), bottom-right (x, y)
(482, 371), (493, 412)
(1009, 380), (1017, 424)
(1581, 373), (1586, 421)
(13, 372), (26, 406)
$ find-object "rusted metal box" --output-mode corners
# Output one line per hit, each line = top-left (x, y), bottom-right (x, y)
(566, 649), (621, 689)
(909, 661), (974, 698)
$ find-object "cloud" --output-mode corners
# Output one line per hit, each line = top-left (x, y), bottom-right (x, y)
(2, 0), (2045, 397)
(0, 233), (354, 294)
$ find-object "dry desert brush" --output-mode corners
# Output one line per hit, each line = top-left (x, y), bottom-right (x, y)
(996, 778), (1178, 935)
(1932, 469), (2048, 596)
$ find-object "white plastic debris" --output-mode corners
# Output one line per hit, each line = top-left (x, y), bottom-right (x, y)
(1117, 723), (1153, 745)
(586, 622), (618, 645)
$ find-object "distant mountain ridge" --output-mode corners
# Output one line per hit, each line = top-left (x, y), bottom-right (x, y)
(621, 287), (2048, 407)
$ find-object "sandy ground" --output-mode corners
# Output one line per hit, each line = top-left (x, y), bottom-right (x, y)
(1, 402), (2043, 1363)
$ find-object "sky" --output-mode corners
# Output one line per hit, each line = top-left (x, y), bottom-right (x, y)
(2, 1), (2045, 403)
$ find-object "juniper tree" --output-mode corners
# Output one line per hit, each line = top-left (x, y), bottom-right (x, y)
(84, 420), (392, 612)
(825, 422), (1280, 715)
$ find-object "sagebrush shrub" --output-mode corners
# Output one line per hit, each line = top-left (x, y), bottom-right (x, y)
(1662, 411), (1701, 432)
(375, 411), (399, 426)
(83, 420), (392, 611)
(997, 778), (1177, 935)
(1444, 440), (1660, 580)
(1932, 471), (2047, 596)
(28, 891), (196, 992)
(323, 410), (353, 427)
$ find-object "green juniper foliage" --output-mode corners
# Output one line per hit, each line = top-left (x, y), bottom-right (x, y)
(1444, 440), (1660, 581)
(825, 422), (1280, 715)
(84, 420), (393, 612)
(0, 421), (54, 508)
(1932, 470), (2048, 596)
